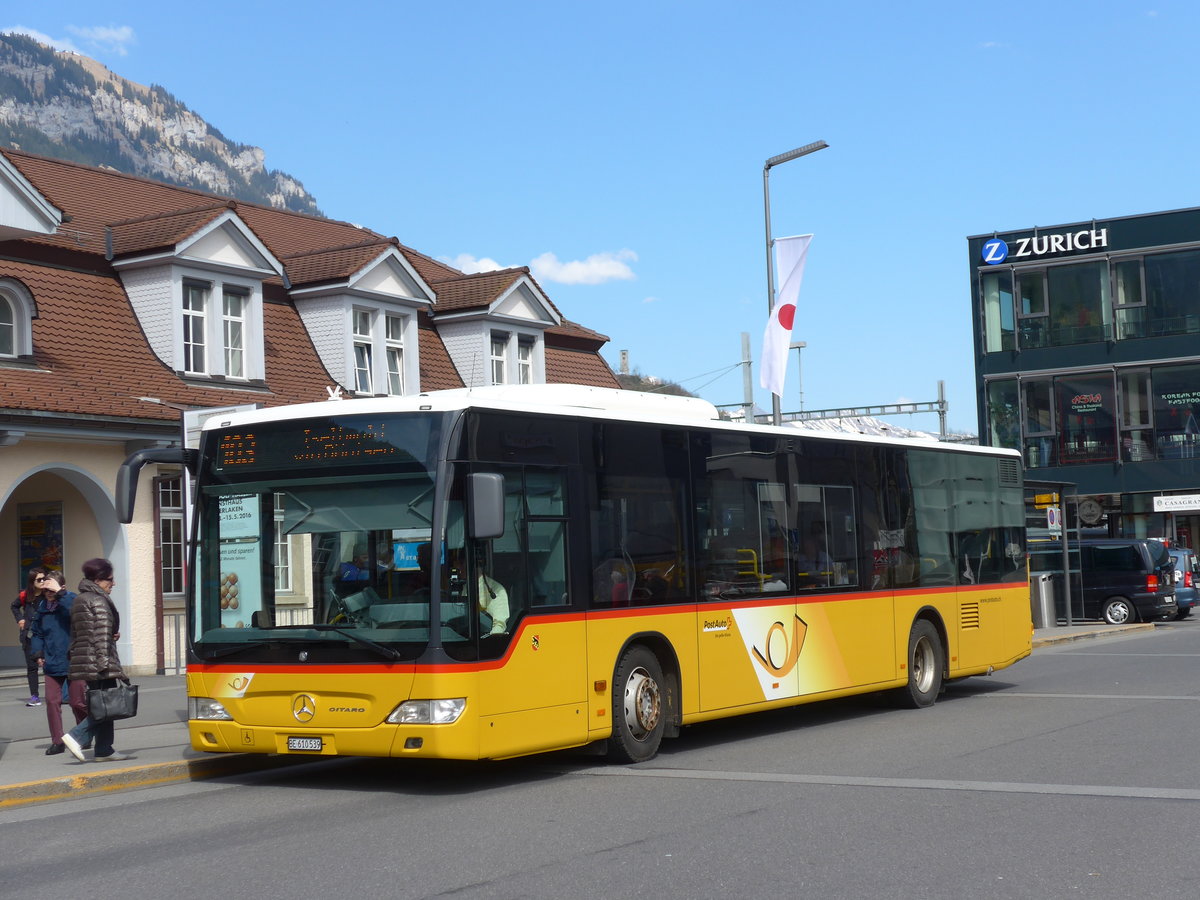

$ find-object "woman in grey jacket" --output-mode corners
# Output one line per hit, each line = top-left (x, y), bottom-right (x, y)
(62, 558), (132, 763)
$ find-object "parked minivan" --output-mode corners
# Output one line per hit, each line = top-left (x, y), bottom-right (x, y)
(1029, 538), (1177, 625)
(1167, 546), (1198, 619)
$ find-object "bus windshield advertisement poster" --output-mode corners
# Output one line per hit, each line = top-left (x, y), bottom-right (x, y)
(218, 494), (263, 629)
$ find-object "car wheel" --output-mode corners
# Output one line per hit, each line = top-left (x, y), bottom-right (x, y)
(1102, 597), (1133, 625)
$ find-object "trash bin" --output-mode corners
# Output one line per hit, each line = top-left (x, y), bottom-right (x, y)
(1030, 572), (1056, 628)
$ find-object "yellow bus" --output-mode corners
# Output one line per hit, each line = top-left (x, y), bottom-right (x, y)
(120, 384), (1031, 763)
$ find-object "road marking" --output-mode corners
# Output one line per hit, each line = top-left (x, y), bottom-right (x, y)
(981, 691), (1200, 701)
(569, 766), (1200, 801)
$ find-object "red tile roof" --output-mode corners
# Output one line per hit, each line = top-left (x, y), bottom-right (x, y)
(0, 147), (616, 425)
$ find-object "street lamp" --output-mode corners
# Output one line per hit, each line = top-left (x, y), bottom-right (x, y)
(764, 140), (827, 425)
(789, 340), (806, 412)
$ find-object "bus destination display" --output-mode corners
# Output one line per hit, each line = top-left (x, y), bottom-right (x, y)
(215, 420), (411, 471)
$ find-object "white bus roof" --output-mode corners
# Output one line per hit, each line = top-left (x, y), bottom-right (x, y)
(199, 384), (1018, 458)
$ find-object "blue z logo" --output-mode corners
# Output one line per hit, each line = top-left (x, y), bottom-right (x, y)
(982, 239), (1008, 265)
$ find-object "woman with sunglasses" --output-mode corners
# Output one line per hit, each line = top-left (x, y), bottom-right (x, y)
(29, 570), (89, 755)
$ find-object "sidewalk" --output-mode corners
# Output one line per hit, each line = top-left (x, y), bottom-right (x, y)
(0, 620), (1154, 808)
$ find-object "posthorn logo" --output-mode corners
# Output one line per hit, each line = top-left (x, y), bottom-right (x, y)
(982, 238), (1009, 265)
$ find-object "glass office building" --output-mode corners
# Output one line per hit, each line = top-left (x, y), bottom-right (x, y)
(969, 207), (1200, 545)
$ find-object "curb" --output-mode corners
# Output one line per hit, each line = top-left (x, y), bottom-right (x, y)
(1032, 622), (1155, 649)
(0, 752), (311, 809)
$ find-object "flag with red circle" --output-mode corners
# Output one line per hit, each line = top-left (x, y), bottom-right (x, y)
(760, 234), (812, 399)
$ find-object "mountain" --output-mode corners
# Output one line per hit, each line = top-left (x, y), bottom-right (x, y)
(0, 33), (320, 214)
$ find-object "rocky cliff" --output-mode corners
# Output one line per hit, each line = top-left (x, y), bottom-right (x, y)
(0, 33), (320, 214)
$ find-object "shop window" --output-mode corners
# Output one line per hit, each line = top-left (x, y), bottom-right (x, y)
(982, 270), (1014, 352)
(1146, 250), (1200, 338)
(986, 380), (1020, 451)
(1113, 258), (1146, 340)
(1022, 380), (1055, 468)
(1057, 373), (1117, 464)
(1119, 370), (1154, 462)
(1048, 262), (1109, 346)
(1152, 365), (1200, 459)
(1017, 271), (1048, 349)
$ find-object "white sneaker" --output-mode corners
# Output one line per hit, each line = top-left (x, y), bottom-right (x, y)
(62, 734), (86, 762)
(93, 750), (132, 762)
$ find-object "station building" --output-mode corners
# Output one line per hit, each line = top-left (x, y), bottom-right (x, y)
(969, 207), (1200, 545)
(0, 148), (619, 673)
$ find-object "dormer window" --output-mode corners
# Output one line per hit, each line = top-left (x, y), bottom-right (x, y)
(0, 296), (14, 356)
(348, 307), (411, 396)
(488, 330), (542, 385)
(385, 313), (405, 395)
(490, 333), (508, 385)
(0, 278), (36, 360)
(353, 309), (374, 393)
(180, 277), (258, 379)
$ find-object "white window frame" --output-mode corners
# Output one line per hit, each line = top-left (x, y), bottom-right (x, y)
(0, 279), (35, 359)
(157, 476), (186, 600)
(274, 492), (292, 592)
(353, 308), (374, 393)
(176, 269), (264, 380)
(517, 337), (534, 385)
(223, 288), (247, 378)
(385, 313), (405, 396)
(182, 281), (209, 375)
(491, 332), (509, 385)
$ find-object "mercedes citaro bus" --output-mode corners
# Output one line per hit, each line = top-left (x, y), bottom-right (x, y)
(119, 385), (1031, 763)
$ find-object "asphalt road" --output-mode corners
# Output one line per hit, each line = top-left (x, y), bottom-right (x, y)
(4, 620), (1200, 899)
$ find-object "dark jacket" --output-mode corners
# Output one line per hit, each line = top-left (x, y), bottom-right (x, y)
(30, 590), (77, 678)
(68, 579), (125, 682)
(10, 589), (34, 647)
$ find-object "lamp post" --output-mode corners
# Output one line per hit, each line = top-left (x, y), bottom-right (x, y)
(790, 340), (806, 412)
(764, 140), (827, 425)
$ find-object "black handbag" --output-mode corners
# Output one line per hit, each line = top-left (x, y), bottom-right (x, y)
(86, 680), (139, 723)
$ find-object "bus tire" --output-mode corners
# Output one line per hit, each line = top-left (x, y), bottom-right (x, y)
(893, 619), (943, 709)
(608, 645), (666, 763)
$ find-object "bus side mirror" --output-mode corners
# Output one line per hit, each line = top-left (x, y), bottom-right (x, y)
(116, 447), (196, 524)
(468, 473), (505, 540)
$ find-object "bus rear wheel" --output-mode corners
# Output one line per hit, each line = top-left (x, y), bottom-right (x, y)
(892, 619), (944, 709)
(608, 646), (666, 763)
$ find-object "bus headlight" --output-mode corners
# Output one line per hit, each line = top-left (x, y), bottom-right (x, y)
(386, 698), (466, 724)
(189, 697), (233, 721)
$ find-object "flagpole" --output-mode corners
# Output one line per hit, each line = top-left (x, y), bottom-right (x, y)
(763, 140), (828, 425)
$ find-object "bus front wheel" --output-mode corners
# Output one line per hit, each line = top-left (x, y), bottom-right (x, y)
(892, 620), (944, 709)
(608, 646), (666, 763)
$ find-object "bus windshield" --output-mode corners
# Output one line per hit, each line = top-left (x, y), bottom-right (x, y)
(191, 411), (466, 663)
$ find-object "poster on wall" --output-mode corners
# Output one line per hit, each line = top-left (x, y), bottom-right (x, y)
(217, 494), (263, 629)
(19, 502), (65, 587)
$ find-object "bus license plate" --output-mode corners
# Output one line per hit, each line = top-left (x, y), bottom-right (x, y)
(287, 736), (322, 752)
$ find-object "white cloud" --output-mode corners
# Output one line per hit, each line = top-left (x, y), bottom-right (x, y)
(445, 253), (507, 274)
(529, 249), (637, 285)
(66, 24), (136, 56)
(643, 296), (659, 304)
(2, 26), (80, 52)
(443, 248), (639, 285)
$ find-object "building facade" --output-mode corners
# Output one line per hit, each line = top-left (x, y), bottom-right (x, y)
(969, 207), (1200, 544)
(0, 148), (619, 672)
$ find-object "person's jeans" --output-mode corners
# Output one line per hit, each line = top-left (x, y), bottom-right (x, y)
(44, 674), (88, 744)
(67, 678), (117, 757)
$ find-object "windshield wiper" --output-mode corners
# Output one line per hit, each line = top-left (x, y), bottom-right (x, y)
(206, 641), (272, 659)
(303, 624), (403, 660)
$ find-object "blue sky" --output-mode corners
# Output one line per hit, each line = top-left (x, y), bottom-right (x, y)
(7, 2), (1198, 433)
